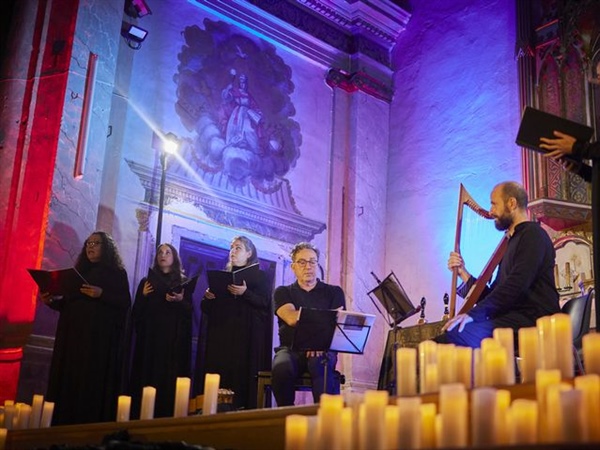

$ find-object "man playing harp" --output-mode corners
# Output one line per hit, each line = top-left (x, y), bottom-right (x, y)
(435, 181), (560, 348)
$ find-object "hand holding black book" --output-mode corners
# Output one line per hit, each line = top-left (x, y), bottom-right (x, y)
(206, 263), (260, 299)
(27, 267), (88, 296)
(146, 268), (199, 296)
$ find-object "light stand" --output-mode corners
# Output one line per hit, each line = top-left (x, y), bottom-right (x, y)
(154, 132), (180, 245)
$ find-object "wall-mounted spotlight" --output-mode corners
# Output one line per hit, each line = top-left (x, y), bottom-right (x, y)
(125, 0), (152, 18)
(121, 21), (148, 50)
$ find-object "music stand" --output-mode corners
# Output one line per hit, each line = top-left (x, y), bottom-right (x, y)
(368, 271), (419, 395)
(291, 308), (375, 393)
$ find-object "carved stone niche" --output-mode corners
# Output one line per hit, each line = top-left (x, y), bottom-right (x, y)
(553, 233), (594, 306)
(529, 197), (592, 232)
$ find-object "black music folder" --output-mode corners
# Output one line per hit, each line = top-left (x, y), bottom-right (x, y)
(516, 106), (594, 154)
(27, 267), (88, 296)
(291, 308), (375, 354)
(147, 268), (199, 295)
(206, 263), (260, 299)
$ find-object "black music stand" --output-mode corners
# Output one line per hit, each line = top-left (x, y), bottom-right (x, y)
(368, 271), (419, 395)
(291, 308), (374, 393)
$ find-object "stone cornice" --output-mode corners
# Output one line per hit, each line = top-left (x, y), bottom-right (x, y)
(126, 159), (326, 243)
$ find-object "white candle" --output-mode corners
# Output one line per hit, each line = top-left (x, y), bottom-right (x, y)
(437, 344), (457, 386)
(0, 428), (6, 450)
(559, 388), (585, 442)
(482, 346), (507, 386)
(384, 405), (399, 450)
(493, 328), (516, 385)
(3, 405), (15, 430)
(140, 386), (156, 420)
(418, 340), (437, 393)
(537, 316), (556, 370)
(574, 374), (600, 442)
(340, 408), (353, 450)
(423, 362), (439, 394)
(420, 403), (436, 449)
(360, 390), (388, 450)
(395, 347), (417, 396)
(455, 346), (472, 388)
(583, 333), (600, 376)
(545, 382), (571, 443)
(285, 414), (308, 450)
(396, 396), (421, 449)
(495, 389), (511, 445)
(318, 394), (343, 450)
(201, 374), (219, 416)
(551, 313), (573, 379)
(518, 327), (538, 383)
(535, 369), (561, 442)
(116, 395), (131, 422)
(39, 402), (54, 428)
(471, 387), (497, 446)
(30, 394), (44, 429)
(508, 399), (537, 444)
(16, 404), (31, 429)
(438, 383), (468, 448)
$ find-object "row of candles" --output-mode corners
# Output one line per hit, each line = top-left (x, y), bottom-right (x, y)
(286, 311), (600, 449)
(0, 373), (222, 449)
(286, 371), (600, 449)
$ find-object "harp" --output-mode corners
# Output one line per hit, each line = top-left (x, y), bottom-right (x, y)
(449, 184), (509, 317)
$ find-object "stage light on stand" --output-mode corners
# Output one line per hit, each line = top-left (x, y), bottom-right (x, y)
(154, 132), (181, 245)
(121, 21), (148, 50)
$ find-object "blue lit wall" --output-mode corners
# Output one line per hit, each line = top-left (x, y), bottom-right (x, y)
(386, 0), (521, 320)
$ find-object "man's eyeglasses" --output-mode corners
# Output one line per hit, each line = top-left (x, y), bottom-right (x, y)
(85, 240), (102, 248)
(294, 259), (318, 267)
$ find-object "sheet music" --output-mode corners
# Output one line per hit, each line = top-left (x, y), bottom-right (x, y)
(329, 310), (375, 354)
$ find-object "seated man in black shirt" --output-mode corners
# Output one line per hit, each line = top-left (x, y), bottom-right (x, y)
(271, 242), (346, 406)
(435, 181), (560, 348)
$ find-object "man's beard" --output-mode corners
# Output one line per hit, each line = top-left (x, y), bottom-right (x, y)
(494, 212), (512, 231)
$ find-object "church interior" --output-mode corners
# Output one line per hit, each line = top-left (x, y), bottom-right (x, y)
(1, 0), (600, 448)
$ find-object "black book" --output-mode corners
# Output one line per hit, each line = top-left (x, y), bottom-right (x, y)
(206, 263), (260, 299)
(146, 268), (199, 296)
(27, 267), (88, 296)
(516, 107), (594, 159)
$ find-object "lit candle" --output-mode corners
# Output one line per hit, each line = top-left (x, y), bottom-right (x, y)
(420, 403), (436, 449)
(559, 388), (585, 442)
(174, 377), (191, 417)
(418, 340), (437, 393)
(396, 396), (421, 449)
(551, 313), (573, 379)
(437, 344), (457, 386)
(438, 383), (468, 448)
(0, 428), (6, 450)
(482, 346), (507, 387)
(30, 394), (44, 429)
(201, 374), (219, 416)
(384, 405), (399, 450)
(360, 390), (388, 450)
(536, 316), (556, 370)
(495, 389), (511, 445)
(574, 374), (599, 442)
(285, 414), (308, 450)
(471, 387), (497, 446)
(423, 362), (439, 394)
(535, 369), (561, 442)
(455, 346), (472, 388)
(544, 382), (571, 443)
(140, 386), (156, 420)
(340, 407), (353, 450)
(518, 327), (538, 383)
(317, 394), (343, 450)
(395, 347), (417, 396)
(116, 395), (131, 422)
(493, 328), (516, 385)
(508, 399), (537, 444)
(16, 404), (31, 429)
(473, 348), (482, 387)
(39, 401), (54, 428)
(3, 405), (15, 430)
(583, 333), (600, 376)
